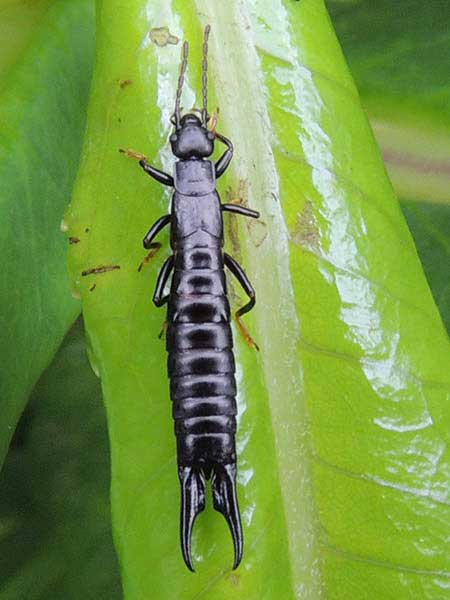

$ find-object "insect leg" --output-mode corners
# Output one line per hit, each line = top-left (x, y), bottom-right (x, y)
(139, 159), (174, 186)
(224, 253), (259, 351)
(143, 214), (170, 249)
(153, 255), (174, 307)
(222, 204), (260, 219)
(214, 132), (233, 178)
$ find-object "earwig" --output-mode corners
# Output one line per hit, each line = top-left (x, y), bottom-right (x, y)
(136, 26), (259, 571)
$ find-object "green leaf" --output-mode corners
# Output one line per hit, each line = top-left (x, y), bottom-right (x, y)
(0, 0), (51, 81)
(328, 1), (450, 334)
(327, 1), (450, 117)
(327, 0), (450, 203)
(0, 319), (122, 599)
(0, 0), (95, 466)
(67, 0), (450, 597)
(401, 201), (450, 333)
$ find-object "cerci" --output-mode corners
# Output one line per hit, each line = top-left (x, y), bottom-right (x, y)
(136, 26), (259, 571)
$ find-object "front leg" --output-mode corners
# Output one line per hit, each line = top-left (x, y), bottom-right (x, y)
(139, 159), (174, 187)
(215, 131), (233, 178)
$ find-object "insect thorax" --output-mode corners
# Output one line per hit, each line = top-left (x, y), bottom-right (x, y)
(174, 159), (216, 196)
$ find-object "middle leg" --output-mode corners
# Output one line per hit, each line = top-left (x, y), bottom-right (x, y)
(138, 214), (171, 272)
(222, 204), (260, 219)
(143, 214), (170, 249)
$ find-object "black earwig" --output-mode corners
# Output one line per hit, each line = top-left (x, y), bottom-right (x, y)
(138, 25), (259, 571)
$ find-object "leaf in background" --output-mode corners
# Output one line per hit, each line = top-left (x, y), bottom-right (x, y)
(402, 200), (450, 333)
(0, 0), (95, 467)
(326, 0), (450, 120)
(0, 0), (51, 82)
(0, 319), (122, 600)
(327, 0), (450, 332)
(67, 0), (450, 598)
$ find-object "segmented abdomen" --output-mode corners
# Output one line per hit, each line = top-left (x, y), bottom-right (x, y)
(166, 245), (237, 469)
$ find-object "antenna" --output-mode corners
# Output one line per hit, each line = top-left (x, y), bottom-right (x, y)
(174, 40), (189, 128)
(202, 25), (211, 126)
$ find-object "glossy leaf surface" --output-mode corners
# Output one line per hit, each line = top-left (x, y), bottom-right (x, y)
(0, 0), (94, 466)
(328, 1), (450, 335)
(67, 0), (450, 597)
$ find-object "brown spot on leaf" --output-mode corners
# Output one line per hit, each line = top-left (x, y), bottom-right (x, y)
(119, 148), (147, 161)
(82, 264), (120, 277)
(138, 243), (162, 272)
(226, 179), (249, 209)
(119, 79), (133, 89)
(248, 218), (268, 248)
(291, 201), (319, 250)
(225, 184), (243, 260)
(225, 180), (267, 250)
(68, 236), (80, 244)
(149, 26), (179, 47)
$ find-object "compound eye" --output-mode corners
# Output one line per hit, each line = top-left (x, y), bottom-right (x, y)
(207, 131), (215, 140)
(170, 133), (178, 143)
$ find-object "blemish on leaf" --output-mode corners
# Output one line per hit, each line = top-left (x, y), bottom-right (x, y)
(250, 219), (268, 248)
(68, 236), (80, 244)
(225, 180), (267, 250)
(225, 183), (244, 260)
(138, 243), (162, 272)
(291, 201), (320, 251)
(82, 265), (120, 277)
(119, 79), (133, 89)
(119, 148), (147, 161)
(226, 179), (250, 209)
(149, 26), (179, 47)
(89, 283), (96, 292)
